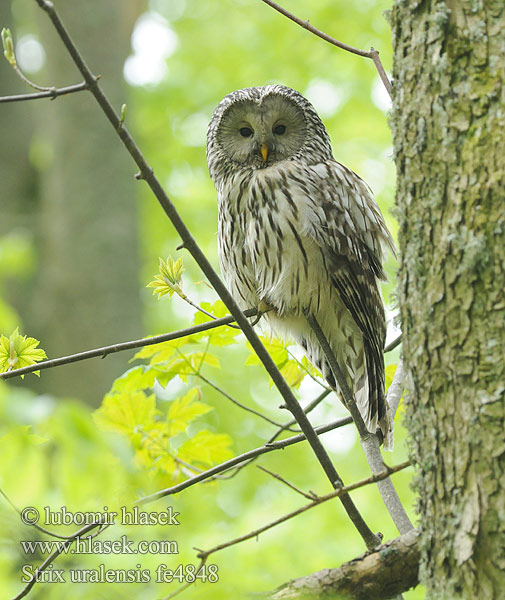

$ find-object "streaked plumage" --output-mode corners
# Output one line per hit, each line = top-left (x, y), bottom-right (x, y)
(207, 85), (395, 447)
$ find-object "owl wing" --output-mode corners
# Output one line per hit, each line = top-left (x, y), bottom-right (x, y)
(301, 159), (396, 422)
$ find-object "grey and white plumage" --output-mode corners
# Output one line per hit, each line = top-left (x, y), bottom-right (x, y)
(206, 85), (396, 447)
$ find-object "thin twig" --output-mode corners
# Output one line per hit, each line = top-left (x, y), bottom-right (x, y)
(214, 388), (337, 480)
(257, 465), (317, 500)
(259, 0), (392, 97)
(0, 308), (257, 380)
(0, 81), (88, 103)
(135, 416), (362, 507)
(305, 314), (413, 535)
(34, 0), (379, 551)
(159, 559), (207, 600)
(11, 520), (105, 600)
(176, 290), (240, 330)
(197, 370), (298, 431)
(266, 388), (333, 443)
(0, 487), (75, 541)
(172, 345), (295, 430)
(385, 333), (402, 353)
(286, 346), (329, 388)
(11, 62), (54, 91)
(197, 460), (411, 560)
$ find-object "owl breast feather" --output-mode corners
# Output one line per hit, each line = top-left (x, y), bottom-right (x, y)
(218, 162), (338, 318)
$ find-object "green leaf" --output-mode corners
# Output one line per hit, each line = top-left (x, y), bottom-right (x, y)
(93, 391), (158, 438)
(151, 453), (178, 477)
(385, 364), (397, 391)
(192, 300), (240, 346)
(111, 366), (159, 393)
(301, 356), (322, 379)
(133, 336), (199, 363)
(147, 256), (185, 299)
(178, 430), (233, 466)
(0, 328), (47, 376)
(280, 361), (306, 390)
(246, 335), (288, 367)
(2, 28), (16, 66)
(134, 422), (170, 465)
(168, 388), (213, 435)
(0, 425), (47, 449)
(190, 351), (220, 370)
(192, 300), (229, 324)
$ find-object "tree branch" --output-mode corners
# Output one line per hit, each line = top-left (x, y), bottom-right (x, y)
(0, 82), (88, 103)
(387, 359), (405, 419)
(305, 314), (413, 535)
(385, 333), (402, 353)
(0, 308), (257, 380)
(257, 465), (317, 500)
(135, 416), (360, 507)
(265, 528), (420, 599)
(196, 461), (411, 560)
(11, 521), (106, 600)
(259, 0), (392, 97)
(196, 369), (297, 431)
(34, 0), (379, 551)
(215, 389), (336, 480)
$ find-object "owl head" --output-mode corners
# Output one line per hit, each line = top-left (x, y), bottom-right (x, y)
(207, 85), (333, 183)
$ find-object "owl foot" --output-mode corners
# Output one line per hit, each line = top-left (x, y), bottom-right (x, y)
(249, 299), (274, 326)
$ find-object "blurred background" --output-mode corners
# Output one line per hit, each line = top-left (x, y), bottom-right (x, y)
(0, 0), (422, 598)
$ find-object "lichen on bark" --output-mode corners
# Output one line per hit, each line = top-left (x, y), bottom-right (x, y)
(391, 1), (505, 598)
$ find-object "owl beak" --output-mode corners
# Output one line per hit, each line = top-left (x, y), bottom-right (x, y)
(260, 143), (269, 162)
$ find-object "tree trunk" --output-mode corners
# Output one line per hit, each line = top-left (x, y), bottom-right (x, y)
(391, 1), (505, 598)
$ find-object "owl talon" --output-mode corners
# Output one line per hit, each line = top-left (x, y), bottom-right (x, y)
(249, 300), (274, 326)
(249, 313), (263, 327)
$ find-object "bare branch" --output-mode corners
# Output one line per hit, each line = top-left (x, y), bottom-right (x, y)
(387, 359), (405, 419)
(11, 521), (106, 600)
(0, 82), (88, 103)
(159, 559), (208, 600)
(0, 308), (257, 380)
(257, 465), (317, 500)
(33, 0), (379, 551)
(385, 333), (402, 353)
(215, 389), (336, 480)
(135, 416), (361, 507)
(196, 461), (411, 560)
(267, 389), (333, 442)
(259, 0), (392, 97)
(196, 370), (297, 431)
(265, 528), (420, 600)
(305, 314), (414, 535)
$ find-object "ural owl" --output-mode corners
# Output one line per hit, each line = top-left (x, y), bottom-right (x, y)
(206, 85), (395, 448)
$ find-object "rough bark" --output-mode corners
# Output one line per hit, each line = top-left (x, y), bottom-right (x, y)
(264, 529), (420, 599)
(391, 1), (505, 598)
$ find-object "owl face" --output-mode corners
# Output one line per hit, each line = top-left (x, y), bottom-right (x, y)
(207, 85), (334, 184)
(212, 88), (308, 169)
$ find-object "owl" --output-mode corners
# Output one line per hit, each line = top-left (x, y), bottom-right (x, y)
(206, 85), (396, 448)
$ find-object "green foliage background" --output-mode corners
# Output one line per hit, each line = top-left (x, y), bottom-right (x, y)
(0, 0), (423, 598)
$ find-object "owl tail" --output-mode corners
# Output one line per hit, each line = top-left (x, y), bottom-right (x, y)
(353, 384), (394, 451)
(323, 360), (394, 451)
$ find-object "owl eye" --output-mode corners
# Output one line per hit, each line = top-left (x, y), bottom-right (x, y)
(239, 127), (254, 137)
(273, 124), (286, 135)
